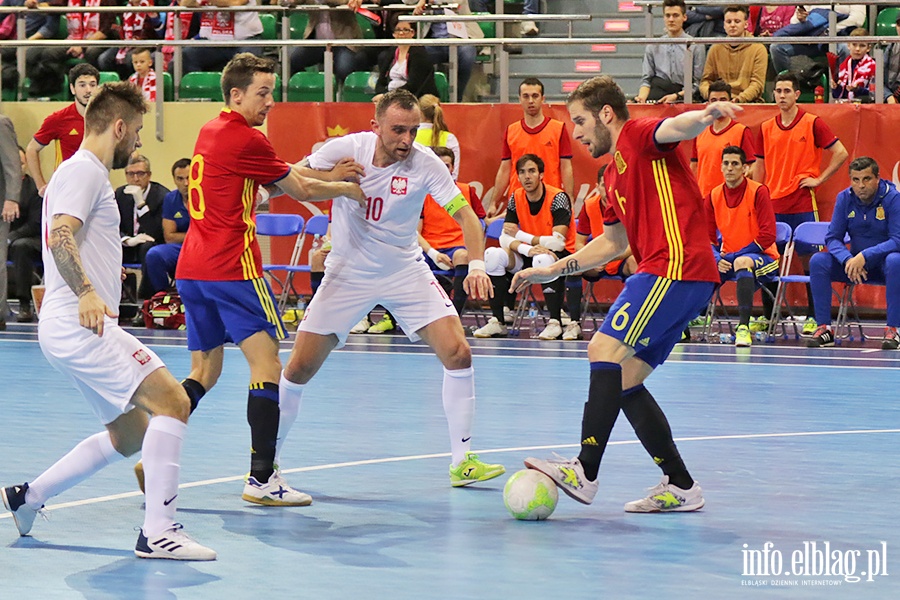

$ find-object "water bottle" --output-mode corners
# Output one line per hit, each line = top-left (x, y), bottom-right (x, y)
(308, 233), (323, 266)
(528, 303), (538, 319)
(814, 85), (824, 104)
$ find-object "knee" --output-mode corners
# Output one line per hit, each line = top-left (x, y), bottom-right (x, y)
(283, 355), (317, 385)
(484, 246), (508, 276)
(453, 248), (468, 265)
(531, 253), (556, 269)
(884, 252), (900, 277)
(441, 339), (472, 370)
(809, 251), (830, 273)
(154, 381), (191, 424)
(733, 255), (754, 271)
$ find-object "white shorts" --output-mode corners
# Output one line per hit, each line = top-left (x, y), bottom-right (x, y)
(38, 316), (166, 425)
(298, 257), (458, 347)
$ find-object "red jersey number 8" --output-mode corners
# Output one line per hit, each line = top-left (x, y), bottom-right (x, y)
(189, 154), (206, 220)
(365, 196), (383, 222)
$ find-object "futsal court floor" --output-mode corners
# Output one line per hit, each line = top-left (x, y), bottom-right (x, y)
(1, 321), (898, 599)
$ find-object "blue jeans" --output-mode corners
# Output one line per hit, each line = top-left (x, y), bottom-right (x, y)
(771, 10), (849, 73)
(469, 0), (539, 14)
(178, 39), (262, 74)
(810, 251), (900, 327)
(145, 243), (182, 295)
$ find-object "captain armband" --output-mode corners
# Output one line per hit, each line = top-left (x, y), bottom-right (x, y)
(442, 194), (468, 217)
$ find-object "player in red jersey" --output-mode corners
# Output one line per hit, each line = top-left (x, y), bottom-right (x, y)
(171, 54), (365, 507)
(514, 75), (738, 513)
(25, 64), (99, 197)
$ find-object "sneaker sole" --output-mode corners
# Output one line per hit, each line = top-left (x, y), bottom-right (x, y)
(241, 493), (312, 507)
(624, 497), (705, 513)
(807, 341), (834, 348)
(473, 332), (507, 339)
(523, 459), (593, 505)
(135, 549), (218, 561)
(450, 467), (506, 487)
(734, 341), (752, 347)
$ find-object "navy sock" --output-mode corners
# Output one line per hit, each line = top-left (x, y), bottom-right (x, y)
(735, 268), (755, 326)
(247, 382), (280, 483)
(452, 265), (468, 314)
(577, 362), (622, 481)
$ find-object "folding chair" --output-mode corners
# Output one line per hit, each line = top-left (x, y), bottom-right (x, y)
(279, 214), (330, 312)
(256, 213), (305, 314)
(768, 221), (829, 340)
(833, 282), (868, 343)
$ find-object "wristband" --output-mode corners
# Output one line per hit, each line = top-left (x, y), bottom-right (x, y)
(257, 185), (270, 204)
(468, 259), (485, 272)
(515, 230), (534, 244)
(517, 243), (533, 256)
(427, 248), (440, 262)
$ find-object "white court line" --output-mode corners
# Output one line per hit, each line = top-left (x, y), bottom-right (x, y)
(2, 428), (898, 519)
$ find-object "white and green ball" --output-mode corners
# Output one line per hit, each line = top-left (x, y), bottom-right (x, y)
(503, 469), (559, 521)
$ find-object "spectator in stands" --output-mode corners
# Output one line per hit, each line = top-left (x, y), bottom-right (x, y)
(418, 146), (485, 317)
(699, 5), (767, 103)
(691, 80), (755, 199)
(884, 16), (900, 104)
(1, 0), (64, 93)
(415, 95), (460, 180)
(177, 0), (264, 73)
(98, 0), (162, 80)
(831, 28), (875, 102)
(751, 4), (794, 36)
(162, 0), (194, 72)
(25, 63), (98, 197)
(116, 154), (170, 302)
(633, 0), (704, 104)
(6, 146), (42, 323)
(770, 4), (866, 74)
(411, 0), (482, 98)
(474, 154), (574, 340)
(566, 165), (636, 341)
(469, 0), (541, 37)
(808, 157), (900, 350)
(487, 77), (574, 217)
(706, 145), (779, 347)
(0, 113), (22, 331)
(144, 158), (191, 296)
(374, 21), (439, 99)
(753, 71), (848, 335)
(684, 6), (725, 38)
(128, 47), (158, 103)
(287, 0), (373, 84)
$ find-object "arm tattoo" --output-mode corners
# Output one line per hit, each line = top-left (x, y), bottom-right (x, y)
(561, 258), (581, 276)
(49, 222), (94, 298)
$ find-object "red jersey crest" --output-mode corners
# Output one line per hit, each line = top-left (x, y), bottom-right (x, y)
(132, 349), (152, 365)
(391, 176), (408, 196)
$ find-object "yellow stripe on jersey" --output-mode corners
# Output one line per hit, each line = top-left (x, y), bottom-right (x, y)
(811, 189), (819, 221)
(442, 194), (467, 217)
(54, 140), (63, 168)
(652, 158), (685, 280)
(251, 276), (285, 340)
(756, 260), (780, 277)
(240, 179), (258, 280)
(624, 276), (672, 346)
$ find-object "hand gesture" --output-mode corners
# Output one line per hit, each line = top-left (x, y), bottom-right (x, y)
(509, 266), (558, 293)
(78, 289), (117, 336)
(798, 176), (820, 189)
(332, 157), (365, 183)
(704, 101), (742, 122)
(844, 253), (867, 284)
(2, 200), (18, 222)
(717, 258), (732, 273)
(464, 269), (492, 300)
(341, 182), (367, 208)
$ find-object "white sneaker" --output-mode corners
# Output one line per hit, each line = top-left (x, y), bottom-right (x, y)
(520, 20), (539, 36)
(473, 316), (508, 338)
(561, 309), (571, 326)
(349, 316), (370, 334)
(503, 306), (514, 325)
(538, 318), (563, 340)
(524, 454), (598, 504)
(135, 524), (217, 561)
(242, 472), (313, 506)
(562, 321), (582, 340)
(624, 475), (705, 513)
(1, 483), (45, 536)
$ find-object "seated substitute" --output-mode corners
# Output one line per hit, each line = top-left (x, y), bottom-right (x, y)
(143, 158), (191, 296)
(419, 146), (486, 317)
(808, 157), (900, 349)
(706, 145), (779, 347)
(474, 154), (574, 340)
(566, 164), (637, 341)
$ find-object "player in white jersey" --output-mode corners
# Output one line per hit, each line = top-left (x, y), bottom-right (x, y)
(279, 89), (506, 489)
(1, 82), (215, 561)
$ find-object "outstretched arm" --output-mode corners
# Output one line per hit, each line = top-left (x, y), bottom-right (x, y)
(452, 203), (493, 300)
(654, 102), (742, 145)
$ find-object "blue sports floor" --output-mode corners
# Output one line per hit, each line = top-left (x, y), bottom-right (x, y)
(1, 323), (899, 599)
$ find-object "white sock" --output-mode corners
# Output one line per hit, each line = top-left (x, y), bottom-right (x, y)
(26, 431), (122, 508)
(276, 373), (304, 466)
(443, 366), (475, 466)
(142, 416), (186, 537)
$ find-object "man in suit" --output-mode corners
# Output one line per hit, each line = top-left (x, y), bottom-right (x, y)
(116, 154), (169, 302)
(7, 146), (43, 323)
(0, 112), (24, 330)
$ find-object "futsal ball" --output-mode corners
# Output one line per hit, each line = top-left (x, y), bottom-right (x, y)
(503, 469), (558, 521)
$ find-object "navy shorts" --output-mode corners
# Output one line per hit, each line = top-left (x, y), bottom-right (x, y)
(719, 252), (779, 284)
(598, 273), (715, 369)
(423, 245), (466, 271)
(177, 278), (286, 352)
(777, 211), (818, 255)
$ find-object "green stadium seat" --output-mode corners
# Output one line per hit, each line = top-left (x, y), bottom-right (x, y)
(288, 71), (335, 102)
(180, 71), (223, 101)
(22, 75), (69, 101)
(98, 71), (120, 84)
(476, 16), (495, 38)
(355, 14), (376, 40)
(289, 12), (309, 40)
(273, 74), (282, 102)
(780, 69), (827, 104)
(433, 71), (449, 102)
(341, 70), (375, 102)
(1, 86), (16, 102)
(162, 71), (174, 101)
(876, 7), (900, 37)
(260, 13), (278, 41)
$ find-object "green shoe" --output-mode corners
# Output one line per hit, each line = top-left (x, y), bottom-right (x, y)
(449, 452), (506, 487)
(367, 314), (396, 334)
(735, 324), (752, 347)
(688, 315), (710, 328)
(749, 316), (769, 333)
(802, 317), (817, 336)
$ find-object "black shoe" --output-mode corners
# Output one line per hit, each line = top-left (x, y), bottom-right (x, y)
(1, 483), (42, 536)
(0, 320), (6, 331)
(132, 312), (145, 328)
(806, 326), (834, 348)
(17, 307), (34, 323)
(882, 326), (900, 350)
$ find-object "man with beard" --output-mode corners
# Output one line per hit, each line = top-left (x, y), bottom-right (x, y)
(512, 75), (737, 513)
(2, 82), (216, 560)
(25, 64), (99, 198)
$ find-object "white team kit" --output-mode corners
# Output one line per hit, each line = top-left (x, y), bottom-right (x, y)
(39, 150), (164, 424)
(300, 132), (466, 345)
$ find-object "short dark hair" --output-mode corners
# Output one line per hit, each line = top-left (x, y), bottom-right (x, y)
(221, 53), (276, 105)
(128, 154), (150, 169)
(516, 153), (544, 173)
(774, 71), (800, 91)
(431, 146), (455, 165)
(849, 156), (879, 177)
(567, 75), (630, 121)
(84, 81), (147, 135)
(708, 79), (732, 98)
(132, 47), (153, 58)
(721, 145), (746, 163)
(375, 88), (419, 119)
(519, 77), (544, 96)
(662, 0), (687, 14)
(597, 164), (607, 182)
(171, 158), (191, 175)
(69, 63), (99, 85)
(723, 5), (749, 18)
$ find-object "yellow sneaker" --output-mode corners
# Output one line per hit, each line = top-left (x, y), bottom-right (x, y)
(449, 452), (505, 487)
